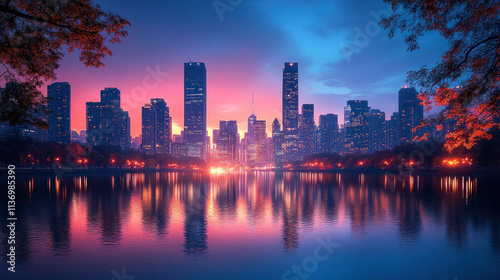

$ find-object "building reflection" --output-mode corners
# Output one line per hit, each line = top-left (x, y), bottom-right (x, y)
(181, 173), (208, 254)
(3, 171), (500, 264)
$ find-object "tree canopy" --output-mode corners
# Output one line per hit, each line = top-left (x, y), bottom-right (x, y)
(380, 0), (500, 151)
(0, 0), (129, 126)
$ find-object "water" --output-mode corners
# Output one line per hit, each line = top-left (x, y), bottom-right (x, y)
(1, 171), (500, 280)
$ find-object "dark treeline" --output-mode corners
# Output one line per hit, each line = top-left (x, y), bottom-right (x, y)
(1, 128), (499, 170)
(294, 127), (500, 170)
(0, 138), (206, 169)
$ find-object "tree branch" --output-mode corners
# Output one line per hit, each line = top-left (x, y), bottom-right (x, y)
(0, 4), (99, 35)
(456, 35), (500, 70)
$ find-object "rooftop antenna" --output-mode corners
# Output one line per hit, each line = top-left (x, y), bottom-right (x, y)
(252, 92), (255, 115)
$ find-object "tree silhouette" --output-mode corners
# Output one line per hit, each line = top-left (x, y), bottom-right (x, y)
(380, 0), (500, 151)
(0, 0), (130, 127)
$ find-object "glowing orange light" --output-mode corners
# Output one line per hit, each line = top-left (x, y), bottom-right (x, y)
(358, 161), (364, 166)
(55, 157), (60, 161)
(111, 159), (115, 164)
(289, 63), (293, 66)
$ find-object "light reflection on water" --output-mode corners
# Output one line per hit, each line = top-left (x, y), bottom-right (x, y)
(1, 171), (500, 280)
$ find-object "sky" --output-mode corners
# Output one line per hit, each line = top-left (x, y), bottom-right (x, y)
(46, 0), (449, 138)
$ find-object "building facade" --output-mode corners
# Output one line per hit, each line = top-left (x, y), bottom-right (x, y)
(299, 104), (315, 158)
(47, 82), (71, 144)
(282, 62), (299, 162)
(184, 62), (207, 159)
(344, 100), (370, 154)
(399, 87), (423, 144)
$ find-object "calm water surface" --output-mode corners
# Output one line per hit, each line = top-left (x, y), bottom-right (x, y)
(1, 171), (500, 280)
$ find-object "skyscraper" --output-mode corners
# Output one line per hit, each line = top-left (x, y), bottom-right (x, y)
(47, 82), (71, 144)
(184, 62), (207, 160)
(247, 110), (257, 166)
(368, 109), (387, 153)
(100, 88), (121, 146)
(399, 87), (424, 143)
(254, 120), (267, 165)
(344, 100), (370, 154)
(299, 104), (315, 158)
(272, 118), (285, 167)
(120, 111), (131, 150)
(387, 112), (400, 149)
(86, 102), (102, 146)
(141, 99), (171, 154)
(141, 104), (156, 154)
(218, 120), (238, 164)
(86, 88), (129, 148)
(151, 98), (171, 153)
(282, 62), (299, 162)
(319, 114), (339, 154)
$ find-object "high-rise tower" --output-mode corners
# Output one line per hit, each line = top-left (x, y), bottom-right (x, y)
(282, 62), (299, 162)
(184, 62), (207, 159)
(398, 87), (423, 144)
(47, 82), (71, 144)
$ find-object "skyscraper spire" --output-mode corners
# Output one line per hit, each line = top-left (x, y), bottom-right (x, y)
(252, 92), (255, 115)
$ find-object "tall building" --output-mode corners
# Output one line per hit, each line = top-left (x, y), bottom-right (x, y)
(282, 62), (299, 162)
(151, 98), (171, 153)
(141, 99), (171, 154)
(299, 104), (315, 158)
(218, 121), (238, 164)
(272, 118), (285, 167)
(319, 114), (339, 154)
(368, 109), (387, 153)
(120, 111), (131, 150)
(141, 104), (156, 154)
(246, 111), (257, 166)
(399, 87), (424, 143)
(184, 62), (207, 159)
(47, 82), (71, 144)
(86, 88), (129, 148)
(387, 112), (400, 149)
(86, 102), (102, 146)
(254, 120), (267, 166)
(100, 88), (121, 146)
(344, 100), (370, 154)
(245, 93), (267, 166)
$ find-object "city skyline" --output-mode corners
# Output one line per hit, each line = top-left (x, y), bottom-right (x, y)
(37, 0), (448, 139)
(57, 64), (424, 141)
(6, 62), (426, 166)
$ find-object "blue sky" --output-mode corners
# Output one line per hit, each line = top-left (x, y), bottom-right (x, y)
(55, 0), (449, 136)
